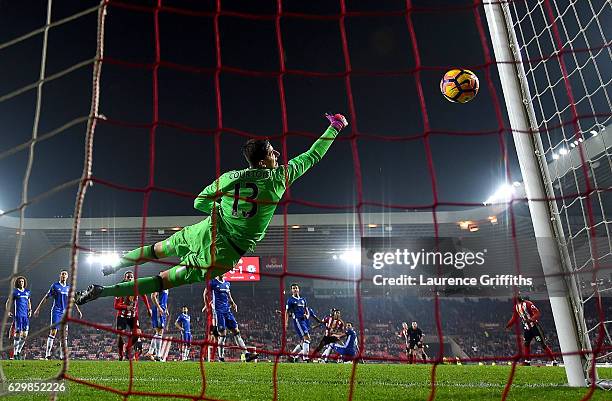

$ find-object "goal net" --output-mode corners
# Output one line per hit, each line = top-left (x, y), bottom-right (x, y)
(0, 0), (611, 399)
(485, 0), (611, 389)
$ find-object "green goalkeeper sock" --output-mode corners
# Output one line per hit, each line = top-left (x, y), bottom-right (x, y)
(166, 265), (190, 288)
(100, 275), (163, 297)
(113, 245), (157, 269)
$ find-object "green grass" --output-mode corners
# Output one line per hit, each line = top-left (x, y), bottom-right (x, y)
(1, 361), (610, 401)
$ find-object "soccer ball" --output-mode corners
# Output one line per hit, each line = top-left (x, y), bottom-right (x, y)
(440, 69), (479, 103)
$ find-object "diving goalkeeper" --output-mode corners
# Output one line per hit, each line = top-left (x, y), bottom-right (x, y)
(76, 113), (348, 305)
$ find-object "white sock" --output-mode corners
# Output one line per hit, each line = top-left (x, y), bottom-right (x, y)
(19, 338), (25, 354)
(46, 336), (55, 357)
(207, 346), (213, 362)
(156, 332), (165, 358)
(17, 336), (27, 354)
(183, 347), (189, 360)
(150, 334), (161, 356)
(218, 336), (226, 359)
(322, 346), (332, 361)
(153, 336), (162, 358)
(13, 338), (20, 354)
(234, 334), (247, 352)
(301, 340), (310, 359)
(291, 344), (302, 355)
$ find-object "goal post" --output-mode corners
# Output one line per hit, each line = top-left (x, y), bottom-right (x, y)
(483, 0), (592, 387)
(484, 0), (610, 387)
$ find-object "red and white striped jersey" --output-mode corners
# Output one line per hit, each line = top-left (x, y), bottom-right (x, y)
(507, 300), (541, 329)
(114, 294), (151, 319)
(323, 315), (345, 336)
(400, 328), (409, 346)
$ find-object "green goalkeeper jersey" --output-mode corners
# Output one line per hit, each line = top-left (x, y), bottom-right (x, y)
(194, 126), (340, 252)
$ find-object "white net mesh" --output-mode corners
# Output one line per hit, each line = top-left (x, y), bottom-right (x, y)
(0, 0), (105, 379)
(507, 0), (612, 375)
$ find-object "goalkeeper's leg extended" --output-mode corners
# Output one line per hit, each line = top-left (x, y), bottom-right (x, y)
(100, 219), (215, 276)
(76, 236), (242, 305)
(101, 240), (176, 276)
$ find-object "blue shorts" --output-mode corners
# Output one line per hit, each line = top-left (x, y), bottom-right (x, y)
(14, 316), (29, 332)
(51, 310), (65, 329)
(214, 310), (237, 331)
(331, 344), (356, 358)
(293, 318), (310, 338)
(182, 332), (192, 344)
(151, 307), (167, 329)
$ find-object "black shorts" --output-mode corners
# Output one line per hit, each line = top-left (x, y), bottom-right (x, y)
(321, 335), (339, 346)
(523, 323), (546, 344)
(409, 340), (422, 350)
(116, 316), (137, 332)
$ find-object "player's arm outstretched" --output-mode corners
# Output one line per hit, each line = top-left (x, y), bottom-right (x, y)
(280, 113), (348, 186)
(506, 308), (519, 329)
(309, 307), (322, 324)
(32, 289), (51, 317)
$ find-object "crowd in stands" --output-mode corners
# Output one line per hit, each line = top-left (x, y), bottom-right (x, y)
(3, 288), (611, 363)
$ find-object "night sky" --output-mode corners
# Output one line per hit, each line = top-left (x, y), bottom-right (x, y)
(0, 0), (523, 219)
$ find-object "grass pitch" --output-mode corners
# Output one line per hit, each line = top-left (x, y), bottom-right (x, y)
(2, 360), (610, 401)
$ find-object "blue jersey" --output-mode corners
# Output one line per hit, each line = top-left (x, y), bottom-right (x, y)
(176, 313), (191, 333)
(12, 288), (30, 317)
(286, 295), (308, 320)
(210, 278), (231, 313)
(344, 328), (357, 349)
(47, 282), (70, 312)
(157, 289), (169, 310)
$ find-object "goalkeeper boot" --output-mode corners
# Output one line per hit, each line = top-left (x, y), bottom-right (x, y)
(245, 352), (258, 362)
(75, 284), (104, 305)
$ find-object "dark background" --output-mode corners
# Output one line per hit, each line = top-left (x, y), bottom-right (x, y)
(0, 0), (522, 219)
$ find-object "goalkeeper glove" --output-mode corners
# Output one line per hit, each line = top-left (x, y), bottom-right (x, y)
(325, 113), (348, 131)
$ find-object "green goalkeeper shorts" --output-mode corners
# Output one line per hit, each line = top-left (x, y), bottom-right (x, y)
(165, 218), (243, 284)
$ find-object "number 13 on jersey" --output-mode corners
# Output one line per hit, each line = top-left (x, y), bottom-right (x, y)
(232, 183), (259, 218)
